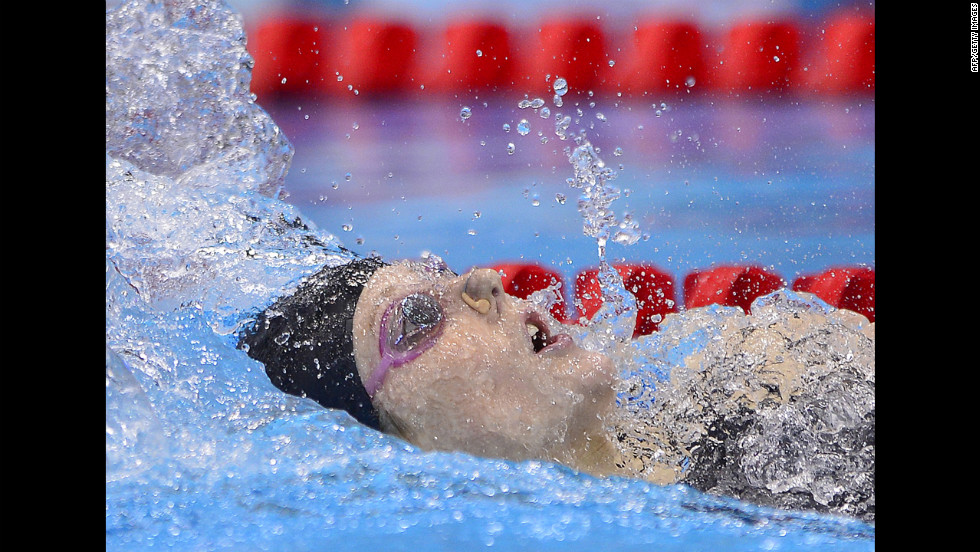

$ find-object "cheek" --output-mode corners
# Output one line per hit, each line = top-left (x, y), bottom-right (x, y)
(377, 352), (512, 451)
(374, 338), (618, 460)
(582, 350), (616, 390)
(536, 350), (617, 414)
(378, 342), (494, 418)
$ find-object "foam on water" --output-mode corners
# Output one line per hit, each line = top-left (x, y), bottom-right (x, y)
(106, 1), (874, 549)
(555, 94), (873, 521)
(609, 293), (874, 519)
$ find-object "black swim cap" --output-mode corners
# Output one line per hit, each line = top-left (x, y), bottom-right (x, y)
(239, 256), (388, 430)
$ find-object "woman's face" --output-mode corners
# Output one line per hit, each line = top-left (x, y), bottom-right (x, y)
(352, 260), (617, 466)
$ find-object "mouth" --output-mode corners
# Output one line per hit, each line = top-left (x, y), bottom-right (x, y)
(524, 310), (572, 355)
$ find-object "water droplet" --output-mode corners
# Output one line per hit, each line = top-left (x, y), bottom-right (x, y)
(553, 94), (563, 107)
(476, 49), (483, 57)
(473, 211), (481, 219)
(613, 147), (623, 156)
(554, 115), (572, 140)
(502, 123), (511, 132)
(345, 172), (352, 181)
(553, 77), (568, 96)
(540, 107), (550, 118)
(467, 229), (477, 236)
(352, 122), (359, 130)
(459, 106), (472, 120)
(685, 76), (696, 88)
(506, 143), (516, 155)
(530, 98), (545, 109)
(608, 59), (615, 67)
(555, 193), (567, 204)
(517, 119), (530, 135)
(342, 224), (353, 232)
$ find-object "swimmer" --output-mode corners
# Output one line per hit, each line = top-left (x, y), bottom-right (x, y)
(239, 253), (875, 521)
(239, 255), (626, 477)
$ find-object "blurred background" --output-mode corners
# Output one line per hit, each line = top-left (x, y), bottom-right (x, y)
(225, 1), (867, 25)
(108, 0), (875, 317)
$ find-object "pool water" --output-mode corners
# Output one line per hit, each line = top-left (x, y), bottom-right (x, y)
(269, 95), (874, 288)
(105, 1), (874, 550)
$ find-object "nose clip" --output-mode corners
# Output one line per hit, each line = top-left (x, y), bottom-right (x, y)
(461, 292), (491, 314)
(462, 269), (503, 315)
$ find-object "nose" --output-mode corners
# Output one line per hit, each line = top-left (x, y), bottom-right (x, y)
(461, 269), (504, 315)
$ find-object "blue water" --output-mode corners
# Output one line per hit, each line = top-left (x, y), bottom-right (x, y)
(270, 96), (874, 293)
(106, 1), (874, 550)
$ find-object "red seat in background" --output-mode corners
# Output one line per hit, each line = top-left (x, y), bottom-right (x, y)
(491, 263), (568, 322)
(684, 265), (785, 313)
(575, 264), (677, 337)
(793, 267), (875, 322)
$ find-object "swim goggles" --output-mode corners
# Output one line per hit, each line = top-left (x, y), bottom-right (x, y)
(363, 292), (444, 397)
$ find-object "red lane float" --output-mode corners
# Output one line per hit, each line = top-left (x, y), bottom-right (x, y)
(575, 264), (677, 337)
(804, 14), (875, 94)
(520, 18), (611, 95)
(248, 15), (332, 98)
(684, 265), (785, 313)
(427, 20), (517, 94)
(483, 263), (875, 335)
(328, 17), (420, 96)
(491, 263), (568, 322)
(616, 21), (706, 94)
(793, 267), (875, 322)
(714, 20), (802, 93)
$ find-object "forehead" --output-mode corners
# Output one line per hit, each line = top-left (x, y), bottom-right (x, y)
(363, 260), (458, 304)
